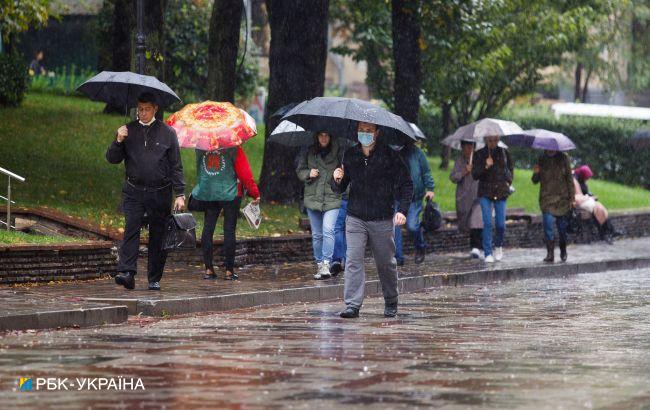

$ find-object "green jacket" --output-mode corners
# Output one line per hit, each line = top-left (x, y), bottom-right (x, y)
(532, 152), (575, 216)
(192, 148), (238, 202)
(296, 139), (344, 212)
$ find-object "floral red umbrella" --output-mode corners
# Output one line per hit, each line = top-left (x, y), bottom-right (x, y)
(166, 101), (256, 150)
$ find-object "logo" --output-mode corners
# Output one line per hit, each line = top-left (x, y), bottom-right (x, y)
(19, 378), (33, 391)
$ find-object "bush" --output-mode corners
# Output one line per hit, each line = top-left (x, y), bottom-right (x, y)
(502, 106), (649, 188)
(28, 65), (94, 96)
(0, 52), (29, 107)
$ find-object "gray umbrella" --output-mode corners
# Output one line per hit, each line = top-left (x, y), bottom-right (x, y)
(77, 71), (181, 111)
(282, 97), (416, 145)
(442, 118), (523, 150)
(268, 120), (357, 148)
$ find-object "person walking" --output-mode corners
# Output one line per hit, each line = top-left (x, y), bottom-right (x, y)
(106, 92), (186, 291)
(330, 121), (413, 319)
(532, 150), (575, 262)
(191, 146), (260, 281)
(330, 191), (348, 276)
(450, 140), (483, 258)
(394, 141), (435, 265)
(296, 132), (344, 279)
(472, 135), (513, 263)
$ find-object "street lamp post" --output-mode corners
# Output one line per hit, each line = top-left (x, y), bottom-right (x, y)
(135, 0), (145, 75)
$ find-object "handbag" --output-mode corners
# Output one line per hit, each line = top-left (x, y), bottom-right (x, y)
(422, 199), (443, 232)
(163, 212), (197, 251)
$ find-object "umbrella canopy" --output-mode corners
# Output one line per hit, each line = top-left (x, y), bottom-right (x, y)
(166, 101), (256, 150)
(270, 102), (299, 119)
(631, 129), (650, 149)
(442, 118), (523, 150)
(282, 97), (416, 145)
(77, 71), (180, 110)
(409, 122), (427, 140)
(268, 120), (357, 148)
(505, 129), (576, 151)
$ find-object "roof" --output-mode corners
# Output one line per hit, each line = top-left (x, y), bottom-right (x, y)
(551, 102), (650, 121)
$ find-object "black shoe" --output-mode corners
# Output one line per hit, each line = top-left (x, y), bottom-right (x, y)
(384, 303), (398, 318)
(339, 306), (359, 318)
(224, 270), (239, 281)
(543, 240), (554, 263)
(330, 261), (344, 276)
(414, 248), (425, 264)
(148, 281), (161, 291)
(115, 272), (135, 290)
(203, 268), (217, 280)
(559, 240), (567, 262)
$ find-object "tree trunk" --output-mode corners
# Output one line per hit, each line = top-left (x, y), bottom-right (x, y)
(581, 68), (592, 103)
(574, 62), (583, 102)
(391, 0), (421, 124)
(439, 102), (451, 170)
(104, 0), (133, 114)
(259, 0), (329, 203)
(207, 0), (243, 103)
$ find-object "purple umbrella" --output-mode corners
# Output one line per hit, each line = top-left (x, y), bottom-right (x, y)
(505, 129), (576, 151)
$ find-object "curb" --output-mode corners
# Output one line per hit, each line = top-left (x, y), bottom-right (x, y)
(86, 256), (650, 317)
(0, 305), (129, 332)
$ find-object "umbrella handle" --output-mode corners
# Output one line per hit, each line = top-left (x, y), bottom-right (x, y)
(469, 149), (473, 165)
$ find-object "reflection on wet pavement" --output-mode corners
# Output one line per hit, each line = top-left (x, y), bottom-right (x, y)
(1, 268), (649, 408)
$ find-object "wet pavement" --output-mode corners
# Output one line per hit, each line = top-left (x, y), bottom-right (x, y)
(1, 267), (649, 409)
(2, 238), (649, 318)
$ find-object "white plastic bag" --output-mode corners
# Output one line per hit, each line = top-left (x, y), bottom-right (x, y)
(241, 201), (261, 230)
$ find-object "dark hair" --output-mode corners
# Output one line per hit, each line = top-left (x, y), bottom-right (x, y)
(137, 92), (158, 106)
(460, 140), (475, 147)
(311, 131), (332, 156)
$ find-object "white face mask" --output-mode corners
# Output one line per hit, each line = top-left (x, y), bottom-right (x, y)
(139, 117), (156, 126)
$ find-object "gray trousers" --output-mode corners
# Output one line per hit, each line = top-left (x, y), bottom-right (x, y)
(344, 215), (399, 308)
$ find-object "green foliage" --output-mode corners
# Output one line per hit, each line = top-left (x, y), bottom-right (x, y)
(0, 0), (51, 39)
(164, 0), (260, 106)
(0, 230), (81, 244)
(627, 0), (650, 93)
(28, 65), (94, 96)
(0, 51), (28, 107)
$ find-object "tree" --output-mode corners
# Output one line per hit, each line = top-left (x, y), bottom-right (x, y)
(207, 0), (243, 103)
(99, 0), (133, 114)
(259, 0), (329, 202)
(0, 0), (51, 51)
(141, 0), (166, 80)
(391, 0), (421, 123)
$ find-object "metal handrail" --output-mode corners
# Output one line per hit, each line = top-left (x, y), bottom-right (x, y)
(0, 166), (26, 231)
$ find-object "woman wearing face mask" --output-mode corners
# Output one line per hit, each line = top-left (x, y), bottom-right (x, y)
(532, 150), (575, 262)
(296, 132), (344, 279)
(471, 135), (514, 263)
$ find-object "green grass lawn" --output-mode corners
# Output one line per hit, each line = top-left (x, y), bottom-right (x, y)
(0, 230), (82, 245)
(0, 93), (648, 242)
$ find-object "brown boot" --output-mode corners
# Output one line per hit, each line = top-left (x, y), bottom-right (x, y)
(543, 240), (554, 263)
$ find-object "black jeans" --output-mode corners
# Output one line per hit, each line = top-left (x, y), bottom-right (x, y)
(201, 197), (241, 271)
(117, 183), (172, 282)
(470, 228), (483, 250)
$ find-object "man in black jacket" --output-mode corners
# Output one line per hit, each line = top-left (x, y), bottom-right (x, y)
(106, 92), (185, 291)
(331, 121), (413, 318)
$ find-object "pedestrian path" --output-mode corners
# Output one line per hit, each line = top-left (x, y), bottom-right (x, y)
(1, 238), (648, 331)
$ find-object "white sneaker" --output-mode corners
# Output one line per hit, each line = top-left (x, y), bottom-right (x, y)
(470, 248), (481, 259)
(317, 261), (331, 279)
(313, 263), (323, 280)
(494, 247), (503, 261)
(485, 255), (495, 263)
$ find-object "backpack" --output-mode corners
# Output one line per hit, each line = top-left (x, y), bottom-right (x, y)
(422, 199), (442, 232)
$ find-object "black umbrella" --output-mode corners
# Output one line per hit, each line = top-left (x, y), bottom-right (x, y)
(270, 102), (299, 119)
(268, 119), (357, 148)
(281, 97), (416, 145)
(77, 71), (181, 112)
(631, 129), (650, 149)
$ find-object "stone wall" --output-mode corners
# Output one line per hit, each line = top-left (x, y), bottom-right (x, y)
(0, 242), (117, 284)
(166, 210), (650, 266)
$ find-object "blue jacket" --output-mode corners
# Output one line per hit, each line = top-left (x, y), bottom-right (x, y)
(403, 146), (435, 201)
